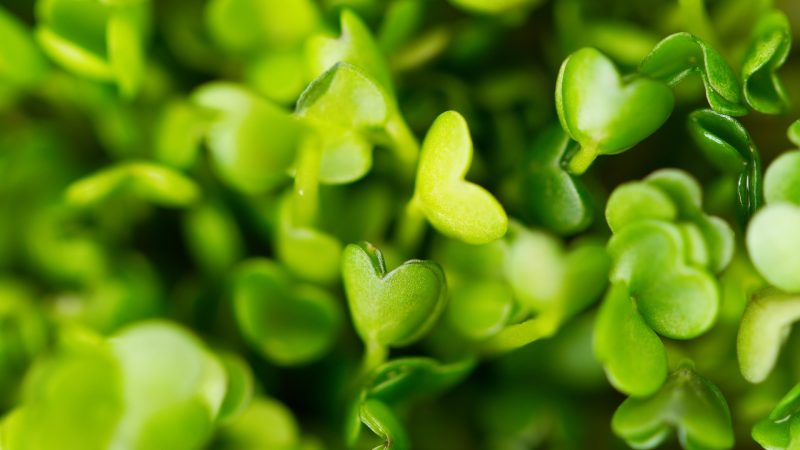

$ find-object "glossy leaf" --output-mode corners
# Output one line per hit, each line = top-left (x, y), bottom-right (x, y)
(415, 111), (508, 244)
(640, 32), (747, 116)
(523, 124), (594, 235)
(687, 109), (763, 221)
(594, 282), (668, 397)
(741, 10), (792, 114)
(341, 242), (447, 348)
(556, 47), (674, 174)
(737, 289), (800, 383)
(364, 357), (475, 404)
(609, 220), (719, 339)
(359, 399), (409, 450)
(232, 259), (342, 366)
(612, 364), (734, 450)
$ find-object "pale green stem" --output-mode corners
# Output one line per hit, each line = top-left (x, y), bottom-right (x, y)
(480, 315), (562, 356)
(386, 115), (419, 180)
(565, 142), (598, 175)
(292, 138), (322, 228)
(359, 340), (388, 381)
(393, 195), (427, 254)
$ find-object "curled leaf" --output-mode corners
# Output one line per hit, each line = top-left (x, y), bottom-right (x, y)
(687, 109), (763, 222)
(737, 289), (800, 383)
(741, 10), (792, 114)
(640, 32), (747, 116)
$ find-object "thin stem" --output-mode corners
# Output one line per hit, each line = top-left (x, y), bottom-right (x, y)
(479, 315), (561, 356)
(393, 195), (427, 254)
(565, 142), (598, 175)
(292, 137), (321, 228)
(359, 340), (388, 381)
(386, 115), (419, 180)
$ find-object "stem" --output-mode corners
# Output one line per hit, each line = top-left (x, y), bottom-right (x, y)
(292, 138), (321, 228)
(565, 142), (598, 175)
(393, 195), (427, 254)
(386, 115), (419, 180)
(359, 340), (388, 381)
(479, 315), (561, 356)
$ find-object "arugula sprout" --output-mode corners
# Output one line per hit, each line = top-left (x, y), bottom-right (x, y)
(2, 1), (800, 449)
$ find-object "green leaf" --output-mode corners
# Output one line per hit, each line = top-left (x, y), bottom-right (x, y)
(306, 10), (393, 95)
(276, 194), (343, 284)
(446, 0), (545, 15)
(522, 124), (594, 235)
(295, 62), (387, 184)
(640, 32), (747, 116)
(556, 47), (674, 174)
(359, 399), (409, 450)
(594, 282), (668, 397)
(341, 242), (447, 348)
(217, 397), (301, 450)
(789, 120), (800, 148)
(66, 161), (200, 208)
(612, 364), (734, 450)
(232, 259), (342, 366)
(216, 352), (254, 422)
(764, 150), (800, 206)
(741, 10), (792, 114)
(609, 220), (720, 339)
(364, 357), (475, 404)
(447, 279), (514, 340)
(183, 202), (244, 277)
(747, 203), (800, 293)
(687, 109), (763, 221)
(737, 289), (800, 383)
(193, 82), (303, 194)
(415, 111), (508, 244)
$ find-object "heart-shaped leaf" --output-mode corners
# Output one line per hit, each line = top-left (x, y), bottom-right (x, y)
(66, 161), (200, 208)
(294, 62), (387, 184)
(555, 47), (674, 174)
(640, 32), (747, 116)
(341, 242), (447, 348)
(752, 383), (800, 450)
(687, 109), (763, 222)
(747, 204), (800, 293)
(742, 9), (792, 114)
(504, 225), (609, 318)
(612, 364), (734, 450)
(737, 289), (800, 383)
(231, 259), (342, 366)
(522, 124), (594, 235)
(415, 111), (508, 244)
(609, 220), (719, 339)
(764, 150), (800, 206)
(594, 282), (668, 397)
(193, 82), (303, 194)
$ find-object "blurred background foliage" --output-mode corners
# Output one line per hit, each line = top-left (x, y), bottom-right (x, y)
(0, 0), (799, 449)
